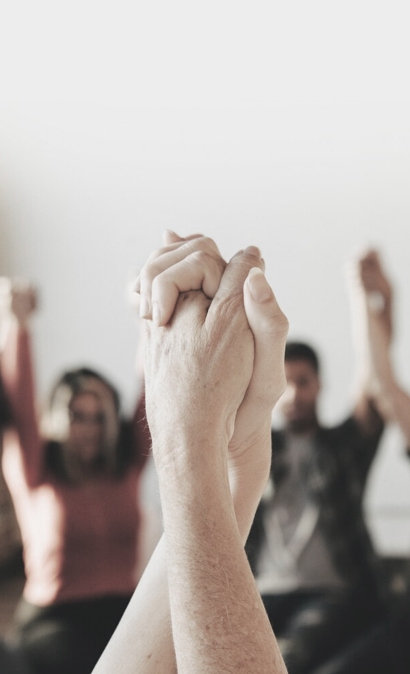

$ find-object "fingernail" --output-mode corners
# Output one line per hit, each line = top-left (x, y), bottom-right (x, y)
(244, 246), (262, 258)
(247, 268), (271, 302)
(139, 296), (151, 318)
(152, 302), (162, 326)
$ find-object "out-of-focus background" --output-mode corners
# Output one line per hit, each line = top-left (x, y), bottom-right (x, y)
(1, 0), (410, 562)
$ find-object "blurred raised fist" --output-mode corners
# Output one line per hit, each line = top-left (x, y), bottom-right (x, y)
(358, 249), (392, 306)
(0, 277), (37, 325)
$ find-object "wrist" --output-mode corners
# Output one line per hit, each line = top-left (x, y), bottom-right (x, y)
(9, 313), (29, 330)
(149, 413), (229, 458)
(156, 436), (234, 546)
(153, 428), (229, 488)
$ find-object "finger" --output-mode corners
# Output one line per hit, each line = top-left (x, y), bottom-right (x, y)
(206, 246), (264, 326)
(135, 242), (185, 294)
(138, 236), (225, 319)
(148, 233), (205, 264)
(163, 230), (203, 246)
(242, 268), (289, 412)
(144, 232), (205, 273)
(151, 251), (226, 326)
(135, 233), (204, 294)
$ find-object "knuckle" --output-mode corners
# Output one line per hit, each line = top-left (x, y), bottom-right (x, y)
(189, 249), (213, 265)
(147, 245), (170, 262)
(190, 249), (225, 274)
(139, 259), (162, 286)
(200, 236), (218, 253)
(187, 235), (218, 256)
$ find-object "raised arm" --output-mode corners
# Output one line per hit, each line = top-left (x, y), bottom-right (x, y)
(0, 279), (43, 485)
(356, 250), (410, 447)
(347, 251), (390, 437)
(93, 233), (288, 674)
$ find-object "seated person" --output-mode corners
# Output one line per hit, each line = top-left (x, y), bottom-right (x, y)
(92, 230), (290, 674)
(315, 249), (410, 674)
(285, 249), (409, 674)
(245, 271), (388, 672)
(0, 279), (150, 674)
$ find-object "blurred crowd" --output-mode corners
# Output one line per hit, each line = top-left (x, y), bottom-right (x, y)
(0, 239), (410, 674)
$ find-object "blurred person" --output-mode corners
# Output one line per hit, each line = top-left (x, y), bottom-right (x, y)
(92, 230), (290, 674)
(0, 365), (21, 571)
(357, 249), (410, 447)
(245, 272), (389, 671)
(315, 249), (410, 674)
(0, 376), (30, 673)
(0, 279), (150, 674)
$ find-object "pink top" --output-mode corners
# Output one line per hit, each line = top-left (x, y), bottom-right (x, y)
(1, 323), (150, 606)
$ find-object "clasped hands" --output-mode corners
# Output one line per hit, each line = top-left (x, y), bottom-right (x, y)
(136, 231), (288, 524)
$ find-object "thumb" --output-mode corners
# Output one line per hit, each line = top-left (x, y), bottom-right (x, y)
(243, 268), (289, 410)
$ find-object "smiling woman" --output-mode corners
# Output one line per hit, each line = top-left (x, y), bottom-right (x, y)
(43, 368), (125, 484)
(0, 280), (151, 674)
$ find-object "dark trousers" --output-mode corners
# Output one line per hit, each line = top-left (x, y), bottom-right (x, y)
(312, 599), (410, 674)
(10, 594), (131, 674)
(262, 587), (385, 674)
(0, 639), (31, 674)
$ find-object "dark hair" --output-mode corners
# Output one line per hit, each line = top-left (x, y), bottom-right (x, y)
(49, 367), (121, 413)
(44, 367), (134, 483)
(284, 341), (320, 374)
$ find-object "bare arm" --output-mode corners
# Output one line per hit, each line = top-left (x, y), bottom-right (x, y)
(347, 252), (390, 436)
(93, 234), (288, 674)
(356, 250), (410, 447)
(145, 248), (287, 674)
(0, 281), (43, 485)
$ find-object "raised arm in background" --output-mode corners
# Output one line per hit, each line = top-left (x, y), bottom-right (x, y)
(356, 250), (410, 448)
(0, 280), (43, 486)
(347, 251), (392, 437)
(93, 232), (289, 674)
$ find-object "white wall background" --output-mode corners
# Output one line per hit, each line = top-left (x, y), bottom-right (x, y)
(1, 0), (410, 554)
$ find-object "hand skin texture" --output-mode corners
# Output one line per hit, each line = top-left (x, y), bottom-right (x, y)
(93, 232), (288, 674)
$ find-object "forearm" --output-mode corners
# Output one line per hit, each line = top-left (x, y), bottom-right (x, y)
(92, 536), (176, 674)
(93, 442), (270, 674)
(1, 319), (43, 485)
(350, 288), (391, 433)
(363, 310), (408, 428)
(375, 377), (410, 447)
(102, 237), (287, 674)
(229, 445), (271, 543)
(1, 320), (38, 432)
(157, 431), (286, 674)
